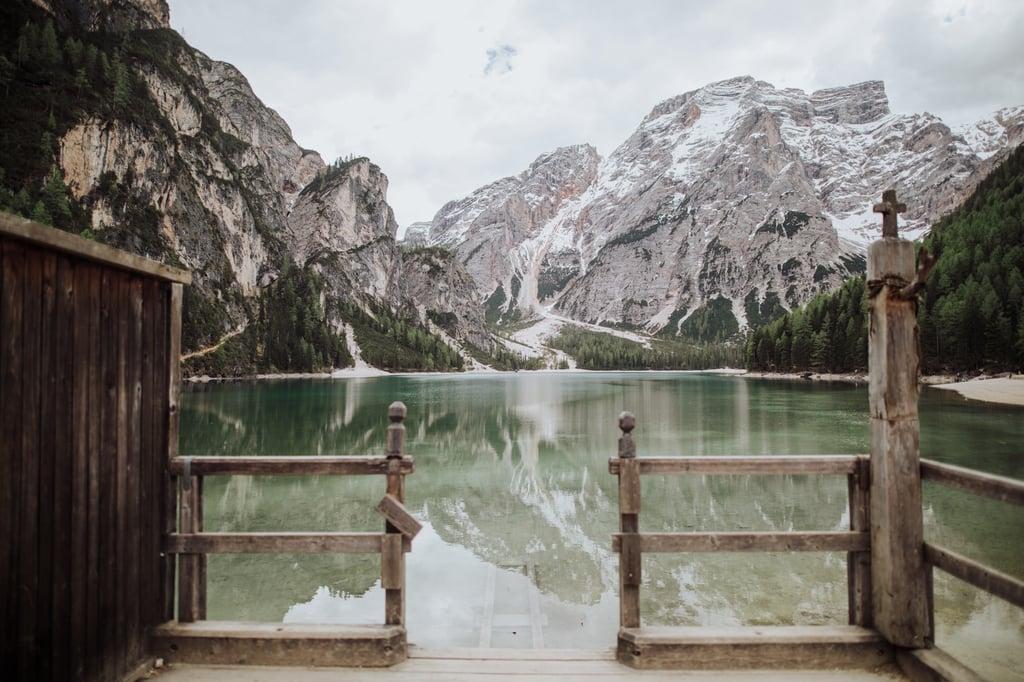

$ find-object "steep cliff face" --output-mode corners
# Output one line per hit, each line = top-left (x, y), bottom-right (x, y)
(55, 27), (326, 344)
(427, 144), (600, 320)
(400, 247), (491, 352)
(32, 0), (169, 32)
(3, 0), (486, 372)
(288, 158), (404, 306)
(420, 77), (1024, 338)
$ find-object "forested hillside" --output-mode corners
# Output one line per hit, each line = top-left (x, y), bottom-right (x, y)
(744, 277), (868, 373)
(918, 144), (1024, 372)
(746, 144), (1024, 374)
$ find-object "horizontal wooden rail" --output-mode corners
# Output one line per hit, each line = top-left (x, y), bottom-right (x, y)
(169, 456), (414, 477)
(608, 455), (867, 476)
(924, 543), (1024, 610)
(165, 532), (410, 555)
(921, 459), (1024, 506)
(612, 531), (870, 554)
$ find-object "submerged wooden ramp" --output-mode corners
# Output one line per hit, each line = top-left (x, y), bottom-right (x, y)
(151, 646), (906, 681)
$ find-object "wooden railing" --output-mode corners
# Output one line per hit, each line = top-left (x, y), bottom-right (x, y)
(920, 459), (1024, 610)
(609, 412), (873, 630)
(156, 402), (420, 666)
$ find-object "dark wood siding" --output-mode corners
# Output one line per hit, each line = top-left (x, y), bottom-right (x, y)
(1, 216), (188, 682)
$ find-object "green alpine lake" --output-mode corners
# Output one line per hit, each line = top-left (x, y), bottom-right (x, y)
(179, 372), (1024, 679)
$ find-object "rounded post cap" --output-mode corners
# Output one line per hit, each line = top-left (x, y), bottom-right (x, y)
(388, 401), (407, 422)
(618, 411), (635, 433)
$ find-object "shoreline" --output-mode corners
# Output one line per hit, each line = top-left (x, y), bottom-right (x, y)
(184, 367), (1024, 408)
(928, 375), (1024, 407)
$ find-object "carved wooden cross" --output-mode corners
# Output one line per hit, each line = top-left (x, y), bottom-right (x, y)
(873, 189), (906, 239)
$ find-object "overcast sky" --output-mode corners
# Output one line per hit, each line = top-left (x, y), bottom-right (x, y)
(167, 0), (1024, 231)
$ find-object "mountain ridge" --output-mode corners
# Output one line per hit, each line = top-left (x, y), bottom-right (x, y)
(414, 76), (1023, 340)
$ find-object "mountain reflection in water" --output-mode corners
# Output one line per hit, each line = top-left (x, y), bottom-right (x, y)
(181, 372), (1023, 678)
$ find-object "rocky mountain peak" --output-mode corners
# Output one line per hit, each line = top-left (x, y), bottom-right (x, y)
(810, 80), (890, 125)
(33, 0), (170, 32)
(419, 77), (1023, 340)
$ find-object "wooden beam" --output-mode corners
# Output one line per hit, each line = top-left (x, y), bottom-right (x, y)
(612, 531), (870, 553)
(0, 213), (190, 284)
(867, 203), (931, 648)
(617, 625), (893, 670)
(897, 646), (986, 682)
(609, 455), (865, 476)
(384, 401), (408, 628)
(168, 455), (414, 476)
(921, 459), (1024, 506)
(924, 543), (1024, 610)
(150, 621), (406, 667)
(376, 495), (423, 539)
(847, 461), (873, 627)
(164, 532), (403, 554)
(616, 412), (640, 629)
(380, 534), (404, 590)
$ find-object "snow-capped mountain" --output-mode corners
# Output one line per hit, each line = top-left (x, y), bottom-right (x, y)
(415, 77), (1023, 337)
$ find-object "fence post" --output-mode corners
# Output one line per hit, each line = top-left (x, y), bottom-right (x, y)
(617, 412), (641, 629)
(383, 402), (407, 627)
(866, 190), (935, 648)
(847, 458), (871, 626)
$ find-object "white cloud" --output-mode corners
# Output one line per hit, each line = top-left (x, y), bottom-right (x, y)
(168, 0), (1024, 229)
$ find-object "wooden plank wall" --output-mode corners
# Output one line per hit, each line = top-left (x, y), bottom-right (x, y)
(0, 235), (173, 682)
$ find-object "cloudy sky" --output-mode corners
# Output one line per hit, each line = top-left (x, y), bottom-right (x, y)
(167, 0), (1024, 231)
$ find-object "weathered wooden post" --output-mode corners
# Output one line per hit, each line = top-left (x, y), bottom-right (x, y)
(383, 401), (407, 627)
(617, 411), (641, 629)
(867, 190), (936, 648)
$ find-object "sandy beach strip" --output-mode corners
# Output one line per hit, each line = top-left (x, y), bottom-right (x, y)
(929, 376), (1024, 407)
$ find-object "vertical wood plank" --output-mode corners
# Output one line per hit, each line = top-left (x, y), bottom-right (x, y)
(384, 402), (407, 627)
(124, 276), (144, 665)
(867, 219), (931, 649)
(18, 246), (42, 681)
(156, 283), (176, 621)
(50, 255), (74, 682)
(381, 534), (404, 590)
(138, 278), (157, 633)
(70, 262), (94, 679)
(99, 269), (119, 682)
(847, 460), (872, 627)
(34, 251), (58, 682)
(84, 266), (102, 681)
(616, 412), (641, 629)
(196, 475), (207, 620)
(168, 283), (185, 624)
(113, 274), (130, 674)
(1, 241), (25, 677)
(168, 283), (182, 460)
(178, 475), (199, 622)
(0, 240), (12, 675)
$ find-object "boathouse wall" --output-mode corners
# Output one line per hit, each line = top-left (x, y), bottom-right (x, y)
(0, 214), (189, 682)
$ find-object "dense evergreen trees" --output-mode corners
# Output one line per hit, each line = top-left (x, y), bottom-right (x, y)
(182, 264), (470, 376)
(550, 325), (743, 370)
(341, 298), (464, 372)
(918, 144), (1024, 372)
(744, 277), (868, 373)
(747, 143), (1024, 374)
(0, 5), (157, 234)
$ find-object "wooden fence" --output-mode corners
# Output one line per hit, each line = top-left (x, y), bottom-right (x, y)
(608, 417), (885, 670)
(608, 192), (1022, 677)
(0, 214), (189, 682)
(919, 459), (1024, 610)
(151, 402), (420, 667)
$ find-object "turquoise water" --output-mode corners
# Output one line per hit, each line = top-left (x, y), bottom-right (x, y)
(180, 372), (1023, 677)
